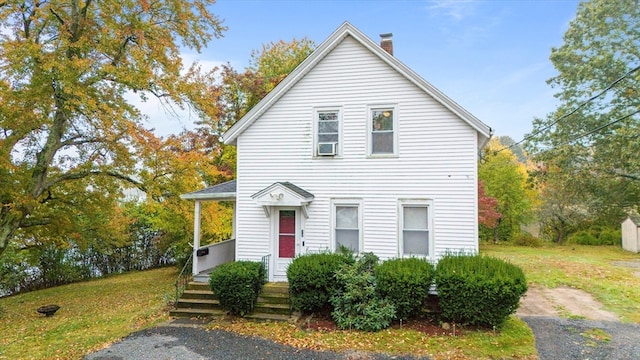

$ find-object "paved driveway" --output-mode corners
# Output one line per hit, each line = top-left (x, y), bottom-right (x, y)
(522, 316), (640, 360)
(86, 313), (640, 360)
(85, 321), (425, 360)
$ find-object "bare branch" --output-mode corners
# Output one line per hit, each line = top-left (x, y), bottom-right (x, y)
(42, 169), (147, 193)
(20, 217), (52, 228)
(49, 8), (64, 25)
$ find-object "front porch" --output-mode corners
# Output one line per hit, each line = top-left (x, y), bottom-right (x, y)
(180, 180), (238, 281)
(181, 179), (314, 283)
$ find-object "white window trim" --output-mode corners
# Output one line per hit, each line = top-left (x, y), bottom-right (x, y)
(330, 198), (363, 253)
(313, 107), (343, 158)
(398, 199), (434, 258)
(367, 104), (398, 157)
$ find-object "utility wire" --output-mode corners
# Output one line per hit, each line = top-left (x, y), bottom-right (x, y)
(565, 108), (640, 144)
(494, 64), (640, 154)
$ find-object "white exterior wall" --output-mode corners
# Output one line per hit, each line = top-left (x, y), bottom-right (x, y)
(235, 36), (479, 266)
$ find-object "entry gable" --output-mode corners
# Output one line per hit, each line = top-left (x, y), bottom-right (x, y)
(251, 182), (314, 218)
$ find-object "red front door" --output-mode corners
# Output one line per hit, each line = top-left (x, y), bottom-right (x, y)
(278, 210), (296, 259)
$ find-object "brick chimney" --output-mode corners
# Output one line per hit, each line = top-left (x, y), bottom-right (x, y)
(380, 33), (393, 56)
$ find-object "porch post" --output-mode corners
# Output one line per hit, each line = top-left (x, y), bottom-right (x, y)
(232, 201), (236, 239)
(192, 200), (202, 276)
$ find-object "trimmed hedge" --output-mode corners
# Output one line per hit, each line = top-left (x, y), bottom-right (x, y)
(434, 254), (527, 328)
(375, 257), (435, 320)
(209, 261), (265, 316)
(287, 252), (354, 313)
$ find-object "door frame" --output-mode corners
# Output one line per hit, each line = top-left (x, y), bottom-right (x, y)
(270, 207), (302, 281)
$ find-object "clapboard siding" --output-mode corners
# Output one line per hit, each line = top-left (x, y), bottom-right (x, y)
(234, 35), (480, 266)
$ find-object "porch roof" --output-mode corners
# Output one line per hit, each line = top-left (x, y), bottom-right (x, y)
(180, 180), (236, 201)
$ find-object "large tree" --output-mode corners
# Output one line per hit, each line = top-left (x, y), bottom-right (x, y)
(0, 0), (225, 258)
(525, 0), (640, 233)
(479, 138), (534, 242)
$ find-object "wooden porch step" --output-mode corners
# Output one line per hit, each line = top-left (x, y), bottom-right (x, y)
(257, 292), (290, 304)
(253, 302), (291, 315)
(176, 298), (220, 310)
(244, 312), (299, 322)
(169, 308), (227, 318)
(181, 289), (216, 301)
(171, 281), (294, 321)
(261, 282), (289, 294)
(186, 282), (211, 291)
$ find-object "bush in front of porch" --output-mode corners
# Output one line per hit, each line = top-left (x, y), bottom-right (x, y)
(209, 261), (266, 316)
(287, 252), (354, 313)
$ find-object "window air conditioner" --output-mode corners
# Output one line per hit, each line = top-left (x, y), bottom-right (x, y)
(317, 142), (336, 156)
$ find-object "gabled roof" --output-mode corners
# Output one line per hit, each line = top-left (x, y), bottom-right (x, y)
(251, 182), (314, 217)
(180, 180), (236, 201)
(625, 215), (640, 226)
(251, 182), (314, 203)
(222, 21), (492, 146)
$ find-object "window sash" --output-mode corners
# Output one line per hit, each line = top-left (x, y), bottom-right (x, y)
(402, 205), (429, 256)
(317, 110), (339, 150)
(335, 204), (359, 252)
(370, 108), (395, 154)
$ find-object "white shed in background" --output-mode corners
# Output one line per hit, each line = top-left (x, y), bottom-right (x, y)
(621, 216), (640, 253)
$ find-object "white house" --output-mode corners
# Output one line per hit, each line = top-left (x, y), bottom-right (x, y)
(182, 22), (492, 282)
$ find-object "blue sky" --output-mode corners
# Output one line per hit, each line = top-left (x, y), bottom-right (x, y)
(148, 0), (582, 142)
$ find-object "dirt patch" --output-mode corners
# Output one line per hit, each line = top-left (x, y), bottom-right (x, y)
(517, 286), (619, 321)
(517, 285), (560, 317)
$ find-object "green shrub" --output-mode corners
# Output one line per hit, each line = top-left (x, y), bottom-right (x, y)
(598, 228), (620, 245)
(331, 253), (395, 331)
(375, 257), (435, 320)
(287, 252), (354, 313)
(434, 254), (527, 328)
(567, 230), (599, 245)
(512, 232), (542, 247)
(567, 227), (620, 245)
(209, 261), (265, 316)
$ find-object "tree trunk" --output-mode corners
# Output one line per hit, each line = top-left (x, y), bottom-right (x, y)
(493, 218), (502, 244)
(0, 214), (23, 258)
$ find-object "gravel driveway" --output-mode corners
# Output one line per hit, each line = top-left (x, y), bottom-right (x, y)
(84, 322), (425, 360)
(521, 316), (640, 360)
(85, 316), (640, 360)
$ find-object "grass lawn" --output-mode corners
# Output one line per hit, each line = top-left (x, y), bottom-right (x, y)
(3, 244), (636, 359)
(0, 267), (176, 360)
(482, 243), (640, 323)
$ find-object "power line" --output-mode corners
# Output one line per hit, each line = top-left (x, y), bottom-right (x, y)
(566, 108), (640, 144)
(494, 64), (640, 154)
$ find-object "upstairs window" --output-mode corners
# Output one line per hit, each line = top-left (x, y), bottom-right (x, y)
(369, 107), (397, 156)
(316, 109), (340, 156)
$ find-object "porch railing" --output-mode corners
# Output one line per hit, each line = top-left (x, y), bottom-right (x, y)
(174, 253), (193, 307)
(261, 254), (271, 282)
(194, 238), (236, 275)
